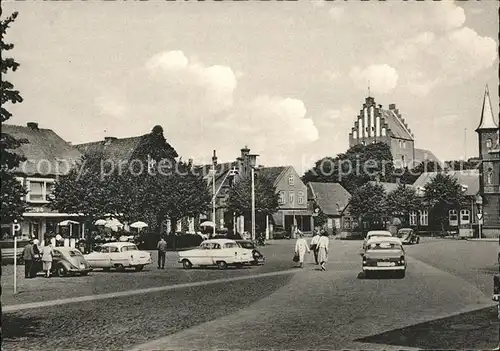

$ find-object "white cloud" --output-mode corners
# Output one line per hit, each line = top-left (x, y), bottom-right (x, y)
(350, 64), (399, 94)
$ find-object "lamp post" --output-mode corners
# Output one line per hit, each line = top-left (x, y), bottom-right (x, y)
(476, 194), (483, 239)
(212, 162), (216, 238)
(251, 166), (256, 242)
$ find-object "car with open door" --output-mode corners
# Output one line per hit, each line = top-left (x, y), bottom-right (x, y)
(178, 239), (253, 269)
(84, 242), (152, 271)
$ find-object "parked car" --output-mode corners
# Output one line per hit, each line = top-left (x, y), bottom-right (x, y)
(84, 242), (152, 271)
(397, 228), (420, 244)
(1, 237), (31, 264)
(362, 237), (406, 278)
(49, 247), (93, 277)
(235, 240), (265, 266)
(363, 230), (397, 250)
(178, 239), (254, 269)
(272, 228), (290, 240)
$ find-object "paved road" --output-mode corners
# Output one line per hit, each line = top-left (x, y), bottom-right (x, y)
(2, 238), (498, 350)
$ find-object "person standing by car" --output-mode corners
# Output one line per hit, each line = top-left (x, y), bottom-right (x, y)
(310, 229), (321, 265)
(317, 232), (330, 271)
(157, 236), (167, 269)
(41, 240), (54, 278)
(31, 239), (41, 278)
(22, 240), (34, 278)
(294, 232), (310, 268)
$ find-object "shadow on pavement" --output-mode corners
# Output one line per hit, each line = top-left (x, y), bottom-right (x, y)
(356, 271), (404, 280)
(356, 306), (499, 350)
(1, 313), (44, 340)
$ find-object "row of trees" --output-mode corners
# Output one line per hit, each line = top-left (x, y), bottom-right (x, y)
(349, 173), (467, 232)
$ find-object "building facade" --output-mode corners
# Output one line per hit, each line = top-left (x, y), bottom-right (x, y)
(2, 122), (83, 243)
(348, 96), (439, 168)
(476, 86), (500, 237)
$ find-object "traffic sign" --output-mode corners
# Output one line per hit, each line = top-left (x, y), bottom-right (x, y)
(477, 213), (483, 220)
(12, 223), (21, 232)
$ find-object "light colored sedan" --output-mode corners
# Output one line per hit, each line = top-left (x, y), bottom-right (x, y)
(362, 237), (407, 278)
(178, 239), (254, 269)
(84, 242), (152, 271)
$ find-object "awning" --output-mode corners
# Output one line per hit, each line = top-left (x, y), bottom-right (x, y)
(23, 213), (83, 217)
(281, 210), (313, 216)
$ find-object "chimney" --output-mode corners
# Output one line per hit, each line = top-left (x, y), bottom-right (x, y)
(389, 104), (396, 110)
(27, 122), (39, 130)
(241, 145), (250, 158)
(212, 150), (218, 167)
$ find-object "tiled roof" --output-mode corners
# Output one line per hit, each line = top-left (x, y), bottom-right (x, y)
(367, 181), (413, 194)
(380, 109), (414, 140)
(75, 136), (143, 164)
(414, 148), (441, 164)
(3, 124), (82, 176)
(412, 170), (480, 196)
(307, 182), (351, 216)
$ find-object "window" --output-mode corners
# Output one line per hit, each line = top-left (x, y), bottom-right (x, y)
(109, 246), (119, 253)
(381, 128), (386, 136)
(419, 210), (428, 226)
(289, 192), (295, 205)
(487, 168), (493, 185)
(409, 211), (417, 226)
(211, 243), (221, 249)
(460, 209), (470, 224)
(121, 245), (138, 252)
(399, 140), (402, 148)
(403, 141), (406, 149)
(401, 155), (406, 168)
(486, 139), (492, 148)
(288, 174), (294, 186)
(278, 191), (285, 205)
(224, 243), (237, 249)
(449, 209), (458, 225)
(297, 191), (305, 205)
(343, 218), (351, 229)
(26, 179), (55, 202)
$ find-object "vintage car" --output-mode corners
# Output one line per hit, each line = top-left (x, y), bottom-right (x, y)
(178, 239), (254, 269)
(84, 242), (152, 271)
(235, 240), (265, 266)
(363, 230), (396, 250)
(397, 228), (420, 244)
(362, 237), (406, 278)
(50, 247), (93, 277)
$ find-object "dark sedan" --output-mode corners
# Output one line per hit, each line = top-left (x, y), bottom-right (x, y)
(236, 240), (265, 266)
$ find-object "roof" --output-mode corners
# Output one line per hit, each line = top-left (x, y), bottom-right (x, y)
(366, 236), (402, 245)
(102, 242), (139, 248)
(367, 230), (392, 237)
(380, 109), (414, 140)
(3, 124), (82, 176)
(75, 136), (143, 164)
(412, 170), (480, 196)
(307, 182), (351, 216)
(196, 162), (236, 182)
(414, 148), (441, 164)
(477, 85), (499, 130)
(367, 181), (412, 194)
(259, 166), (287, 186)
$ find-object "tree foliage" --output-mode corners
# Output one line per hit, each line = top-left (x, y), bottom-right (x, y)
(386, 185), (422, 224)
(423, 173), (467, 232)
(302, 142), (394, 193)
(0, 12), (27, 223)
(349, 183), (387, 230)
(396, 160), (443, 185)
(227, 172), (280, 217)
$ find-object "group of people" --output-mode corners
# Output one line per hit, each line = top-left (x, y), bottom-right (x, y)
(22, 239), (56, 278)
(294, 229), (329, 271)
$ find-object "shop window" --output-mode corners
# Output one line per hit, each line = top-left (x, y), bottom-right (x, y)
(409, 211), (417, 226)
(419, 210), (428, 226)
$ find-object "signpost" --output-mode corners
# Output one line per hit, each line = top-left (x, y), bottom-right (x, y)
(12, 220), (20, 294)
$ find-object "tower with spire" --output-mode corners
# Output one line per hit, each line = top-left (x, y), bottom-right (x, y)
(475, 85), (500, 236)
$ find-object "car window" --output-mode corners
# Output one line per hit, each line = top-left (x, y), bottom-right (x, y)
(367, 242), (401, 250)
(52, 250), (62, 258)
(109, 246), (119, 253)
(69, 250), (83, 257)
(212, 243), (221, 249)
(200, 242), (212, 250)
(98, 246), (110, 253)
(223, 243), (237, 249)
(238, 242), (254, 249)
(121, 245), (138, 252)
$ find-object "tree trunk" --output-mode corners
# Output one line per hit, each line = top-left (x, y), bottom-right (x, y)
(170, 217), (178, 251)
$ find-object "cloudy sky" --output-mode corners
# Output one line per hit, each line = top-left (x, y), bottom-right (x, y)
(3, 0), (499, 173)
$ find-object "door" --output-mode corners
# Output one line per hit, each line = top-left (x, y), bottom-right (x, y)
(108, 245), (126, 267)
(87, 246), (111, 268)
(210, 243), (223, 264)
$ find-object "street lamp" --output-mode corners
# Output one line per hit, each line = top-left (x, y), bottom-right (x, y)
(476, 194), (483, 239)
(251, 166), (255, 242)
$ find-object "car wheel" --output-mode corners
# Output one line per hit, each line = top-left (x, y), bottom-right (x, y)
(217, 261), (227, 270)
(182, 260), (193, 269)
(103, 267), (111, 272)
(81, 271), (89, 276)
(135, 265), (144, 272)
(56, 265), (68, 277)
(251, 260), (259, 266)
(115, 264), (125, 272)
(416, 237), (420, 244)
(235, 263), (244, 268)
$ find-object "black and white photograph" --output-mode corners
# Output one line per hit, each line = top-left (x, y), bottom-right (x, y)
(1, 0), (499, 350)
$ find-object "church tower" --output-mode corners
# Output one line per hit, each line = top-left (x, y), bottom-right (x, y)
(475, 85), (500, 236)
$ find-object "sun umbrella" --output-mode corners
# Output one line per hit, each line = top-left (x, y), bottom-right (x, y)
(94, 219), (107, 226)
(58, 220), (79, 226)
(105, 218), (123, 229)
(130, 221), (148, 229)
(200, 221), (215, 227)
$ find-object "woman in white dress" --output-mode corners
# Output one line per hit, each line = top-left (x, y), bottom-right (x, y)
(317, 232), (329, 271)
(41, 241), (54, 278)
(294, 232), (310, 268)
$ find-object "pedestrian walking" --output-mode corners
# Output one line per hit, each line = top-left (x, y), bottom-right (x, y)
(310, 229), (321, 265)
(317, 232), (330, 271)
(31, 239), (41, 277)
(22, 240), (34, 278)
(41, 240), (54, 278)
(157, 236), (167, 269)
(294, 232), (310, 268)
